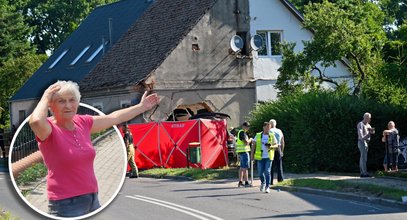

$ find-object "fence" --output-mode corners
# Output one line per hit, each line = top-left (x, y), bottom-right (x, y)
(11, 122), (38, 163)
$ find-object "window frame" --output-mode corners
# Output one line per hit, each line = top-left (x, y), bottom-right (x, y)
(256, 30), (283, 57)
(48, 49), (69, 69)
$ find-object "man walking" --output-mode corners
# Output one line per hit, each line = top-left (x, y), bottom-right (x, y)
(122, 125), (139, 178)
(252, 122), (277, 193)
(357, 113), (374, 178)
(236, 122), (252, 187)
(269, 119), (285, 184)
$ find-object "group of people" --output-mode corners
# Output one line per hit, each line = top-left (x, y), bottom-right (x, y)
(357, 112), (400, 178)
(235, 120), (285, 193)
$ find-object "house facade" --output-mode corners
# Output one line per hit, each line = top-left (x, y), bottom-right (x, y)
(10, 0), (352, 128)
(250, 0), (352, 101)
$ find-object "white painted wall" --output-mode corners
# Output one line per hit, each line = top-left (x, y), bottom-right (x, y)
(10, 100), (37, 127)
(249, 0), (353, 102)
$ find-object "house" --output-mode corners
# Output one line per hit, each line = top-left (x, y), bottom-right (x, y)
(10, 0), (352, 128)
(250, 0), (352, 101)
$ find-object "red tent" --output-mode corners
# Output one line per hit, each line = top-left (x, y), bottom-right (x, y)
(127, 119), (228, 169)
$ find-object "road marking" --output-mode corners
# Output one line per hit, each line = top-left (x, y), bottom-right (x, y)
(126, 195), (223, 220)
(348, 201), (383, 211)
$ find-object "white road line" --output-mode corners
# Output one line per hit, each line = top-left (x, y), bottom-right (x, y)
(126, 195), (224, 220)
(348, 201), (383, 211)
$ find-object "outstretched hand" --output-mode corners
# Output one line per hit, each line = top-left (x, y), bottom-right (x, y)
(140, 91), (159, 111)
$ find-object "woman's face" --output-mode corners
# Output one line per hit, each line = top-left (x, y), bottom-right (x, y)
(50, 92), (79, 121)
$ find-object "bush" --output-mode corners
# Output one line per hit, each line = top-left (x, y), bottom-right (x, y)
(16, 163), (47, 186)
(248, 91), (407, 173)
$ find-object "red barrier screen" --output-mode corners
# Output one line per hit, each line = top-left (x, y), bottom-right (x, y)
(127, 119), (228, 169)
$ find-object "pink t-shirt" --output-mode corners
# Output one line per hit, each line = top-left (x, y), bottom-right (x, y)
(36, 114), (98, 200)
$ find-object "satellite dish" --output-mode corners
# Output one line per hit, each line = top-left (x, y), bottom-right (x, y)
(230, 35), (244, 52)
(250, 34), (263, 51)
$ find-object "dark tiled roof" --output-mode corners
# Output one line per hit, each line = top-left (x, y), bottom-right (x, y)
(80, 0), (217, 92)
(11, 0), (153, 101)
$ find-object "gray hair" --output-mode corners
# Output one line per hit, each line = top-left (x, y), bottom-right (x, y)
(51, 80), (81, 101)
(269, 119), (277, 127)
(363, 112), (371, 119)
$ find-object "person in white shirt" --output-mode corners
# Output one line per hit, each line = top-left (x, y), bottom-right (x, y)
(269, 119), (285, 185)
(357, 112), (374, 178)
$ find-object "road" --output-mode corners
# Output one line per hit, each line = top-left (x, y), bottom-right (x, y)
(1, 174), (406, 219)
(98, 178), (407, 220)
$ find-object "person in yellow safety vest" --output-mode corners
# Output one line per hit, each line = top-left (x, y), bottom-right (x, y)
(236, 121), (253, 187)
(251, 122), (278, 193)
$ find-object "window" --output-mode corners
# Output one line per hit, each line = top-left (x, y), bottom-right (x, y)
(86, 41), (109, 63)
(48, 49), (69, 69)
(256, 31), (282, 56)
(70, 46), (91, 66)
(18, 110), (26, 125)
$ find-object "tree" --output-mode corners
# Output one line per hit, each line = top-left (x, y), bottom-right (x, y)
(12, 0), (118, 54)
(276, 0), (386, 96)
(0, 54), (47, 126)
(0, 0), (33, 66)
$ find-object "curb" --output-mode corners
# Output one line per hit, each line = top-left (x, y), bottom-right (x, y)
(139, 174), (193, 181)
(275, 185), (407, 210)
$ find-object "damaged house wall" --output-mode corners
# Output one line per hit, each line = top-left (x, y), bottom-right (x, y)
(150, 0), (255, 127)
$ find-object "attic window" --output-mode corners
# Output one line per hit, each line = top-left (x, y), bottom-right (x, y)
(85, 41), (109, 63)
(70, 46), (91, 66)
(48, 49), (69, 69)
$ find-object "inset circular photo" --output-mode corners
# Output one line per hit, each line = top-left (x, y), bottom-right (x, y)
(8, 103), (127, 219)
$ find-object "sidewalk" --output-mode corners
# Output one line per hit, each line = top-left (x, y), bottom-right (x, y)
(24, 130), (125, 214)
(246, 172), (407, 209)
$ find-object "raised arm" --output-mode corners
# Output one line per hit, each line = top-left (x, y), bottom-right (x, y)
(91, 91), (159, 133)
(29, 84), (61, 141)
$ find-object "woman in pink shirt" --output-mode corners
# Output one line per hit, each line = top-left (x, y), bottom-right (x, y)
(29, 80), (159, 217)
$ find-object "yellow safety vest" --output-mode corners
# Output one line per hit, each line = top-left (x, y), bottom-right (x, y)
(236, 130), (251, 153)
(254, 132), (275, 160)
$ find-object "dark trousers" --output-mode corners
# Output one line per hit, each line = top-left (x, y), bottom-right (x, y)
(271, 150), (284, 184)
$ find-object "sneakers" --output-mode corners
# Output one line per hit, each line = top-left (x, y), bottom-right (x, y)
(238, 181), (243, 187)
(360, 174), (372, 178)
(129, 173), (139, 178)
(260, 183), (265, 192)
(238, 181), (251, 187)
(265, 188), (270, 193)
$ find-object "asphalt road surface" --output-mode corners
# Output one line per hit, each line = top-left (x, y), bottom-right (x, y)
(1, 174), (406, 219)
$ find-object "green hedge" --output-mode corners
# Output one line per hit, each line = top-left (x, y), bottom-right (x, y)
(248, 91), (407, 173)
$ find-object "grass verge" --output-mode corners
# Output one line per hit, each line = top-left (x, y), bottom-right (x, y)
(16, 163), (47, 186)
(0, 207), (19, 220)
(276, 178), (407, 202)
(375, 170), (407, 179)
(140, 167), (238, 181)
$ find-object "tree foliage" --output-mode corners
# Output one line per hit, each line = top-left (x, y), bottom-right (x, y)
(248, 91), (407, 172)
(0, 0), (33, 66)
(0, 54), (47, 125)
(276, 0), (386, 96)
